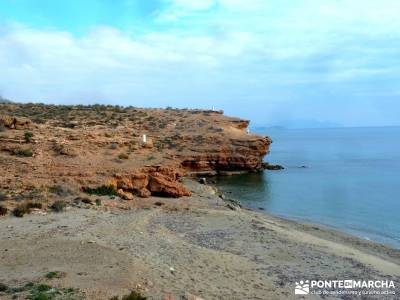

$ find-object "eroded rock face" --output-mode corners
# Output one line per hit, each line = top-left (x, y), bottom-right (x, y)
(110, 166), (191, 199)
(143, 165), (186, 181)
(148, 172), (191, 198)
(180, 136), (272, 172)
(231, 119), (250, 130)
(113, 172), (148, 191)
(1, 103), (272, 200)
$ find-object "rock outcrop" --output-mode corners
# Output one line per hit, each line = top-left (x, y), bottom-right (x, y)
(231, 119), (250, 130)
(0, 115), (31, 129)
(110, 166), (191, 199)
(180, 136), (272, 172)
(262, 162), (284, 170)
(0, 103), (272, 201)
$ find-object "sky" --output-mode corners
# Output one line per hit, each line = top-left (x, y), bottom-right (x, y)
(0, 0), (399, 128)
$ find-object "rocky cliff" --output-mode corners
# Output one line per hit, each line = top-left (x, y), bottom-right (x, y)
(0, 103), (271, 200)
(180, 136), (272, 173)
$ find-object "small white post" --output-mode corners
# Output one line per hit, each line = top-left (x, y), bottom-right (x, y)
(142, 134), (147, 143)
(247, 128), (250, 135)
(212, 106), (215, 111)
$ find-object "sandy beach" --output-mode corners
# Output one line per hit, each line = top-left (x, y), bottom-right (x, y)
(2, 1), (400, 298)
(1, 180), (399, 300)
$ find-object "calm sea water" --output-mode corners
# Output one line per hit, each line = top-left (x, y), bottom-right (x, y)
(215, 127), (400, 248)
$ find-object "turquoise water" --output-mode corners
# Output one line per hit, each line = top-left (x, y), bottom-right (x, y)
(215, 127), (400, 248)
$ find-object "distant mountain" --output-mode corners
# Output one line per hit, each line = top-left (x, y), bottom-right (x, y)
(0, 96), (12, 103)
(252, 120), (342, 131)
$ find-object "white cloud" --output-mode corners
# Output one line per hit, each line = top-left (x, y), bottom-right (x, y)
(0, 24), (263, 104)
(172, 0), (215, 10)
(219, 0), (265, 11)
(1, 0), (400, 126)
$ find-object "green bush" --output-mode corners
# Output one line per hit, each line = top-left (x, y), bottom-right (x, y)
(47, 185), (71, 197)
(50, 201), (66, 212)
(118, 153), (129, 160)
(13, 147), (33, 157)
(24, 131), (34, 143)
(0, 205), (8, 216)
(83, 185), (117, 196)
(81, 198), (93, 204)
(45, 271), (65, 279)
(26, 202), (43, 209)
(0, 192), (7, 201)
(31, 292), (52, 300)
(36, 284), (52, 292)
(0, 282), (8, 292)
(122, 291), (147, 300)
(12, 204), (31, 217)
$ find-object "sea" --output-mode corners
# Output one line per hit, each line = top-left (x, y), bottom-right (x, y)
(214, 126), (400, 248)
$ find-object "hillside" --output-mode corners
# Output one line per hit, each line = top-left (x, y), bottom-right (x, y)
(0, 96), (12, 104)
(0, 103), (271, 208)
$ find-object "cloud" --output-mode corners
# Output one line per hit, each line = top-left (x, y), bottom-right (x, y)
(171, 0), (215, 11)
(0, 0), (399, 126)
(0, 24), (260, 105)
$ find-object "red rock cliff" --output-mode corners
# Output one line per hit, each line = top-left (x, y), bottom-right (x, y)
(0, 104), (272, 200)
(180, 137), (271, 172)
(177, 119), (272, 173)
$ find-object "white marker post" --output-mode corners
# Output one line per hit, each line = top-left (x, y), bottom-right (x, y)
(142, 134), (147, 144)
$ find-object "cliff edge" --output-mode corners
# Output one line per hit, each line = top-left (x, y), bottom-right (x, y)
(0, 103), (271, 202)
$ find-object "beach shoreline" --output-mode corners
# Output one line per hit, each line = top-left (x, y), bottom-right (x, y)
(1, 179), (399, 299)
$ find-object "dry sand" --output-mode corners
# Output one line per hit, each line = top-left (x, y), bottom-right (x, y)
(0, 180), (399, 300)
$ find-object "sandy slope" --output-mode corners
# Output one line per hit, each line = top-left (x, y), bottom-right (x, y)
(0, 181), (399, 300)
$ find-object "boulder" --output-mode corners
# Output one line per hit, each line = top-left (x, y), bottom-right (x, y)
(109, 166), (191, 199)
(117, 189), (134, 200)
(0, 115), (31, 129)
(112, 172), (149, 191)
(137, 188), (151, 198)
(148, 172), (191, 198)
(184, 293), (204, 300)
(262, 162), (284, 170)
(14, 116), (31, 129)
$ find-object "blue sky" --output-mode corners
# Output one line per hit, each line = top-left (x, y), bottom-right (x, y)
(0, 0), (399, 127)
